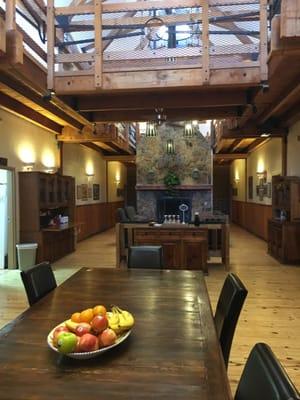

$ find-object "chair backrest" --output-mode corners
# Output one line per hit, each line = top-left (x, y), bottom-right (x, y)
(125, 206), (137, 221)
(128, 246), (163, 269)
(116, 208), (130, 223)
(235, 343), (300, 400)
(214, 273), (248, 368)
(20, 262), (57, 306)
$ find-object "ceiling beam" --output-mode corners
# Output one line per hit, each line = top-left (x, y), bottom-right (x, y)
(0, 73), (83, 129)
(214, 153), (248, 160)
(103, 155), (136, 163)
(226, 138), (243, 152)
(0, 92), (62, 133)
(221, 125), (287, 139)
(245, 137), (268, 153)
(74, 90), (247, 112)
(88, 106), (240, 122)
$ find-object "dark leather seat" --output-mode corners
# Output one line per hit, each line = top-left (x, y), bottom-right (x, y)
(20, 261), (57, 306)
(128, 246), (163, 269)
(215, 273), (248, 368)
(125, 206), (149, 223)
(116, 208), (130, 223)
(235, 343), (300, 400)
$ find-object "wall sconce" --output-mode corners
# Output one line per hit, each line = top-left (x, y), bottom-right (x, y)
(45, 167), (56, 174)
(256, 170), (267, 181)
(166, 139), (175, 154)
(145, 122), (158, 137)
(22, 162), (35, 172)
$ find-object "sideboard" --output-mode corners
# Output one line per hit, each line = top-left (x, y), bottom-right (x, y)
(116, 222), (230, 272)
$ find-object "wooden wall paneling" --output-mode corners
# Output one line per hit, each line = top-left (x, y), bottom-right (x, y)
(75, 201), (124, 242)
(232, 200), (272, 240)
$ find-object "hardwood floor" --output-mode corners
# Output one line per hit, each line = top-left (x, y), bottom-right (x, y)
(0, 225), (299, 395)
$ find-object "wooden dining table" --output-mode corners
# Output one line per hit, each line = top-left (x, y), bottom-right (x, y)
(0, 268), (232, 400)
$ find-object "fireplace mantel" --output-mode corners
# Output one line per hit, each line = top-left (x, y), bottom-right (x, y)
(136, 184), (212, 191)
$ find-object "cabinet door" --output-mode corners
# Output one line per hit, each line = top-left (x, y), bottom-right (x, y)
(162, 242), (181, 269)
(182, 240), (207, 272)
(46, 175), (57, 206)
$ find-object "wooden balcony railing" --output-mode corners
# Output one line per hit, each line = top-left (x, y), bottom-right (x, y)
(46, 0), (269, 94)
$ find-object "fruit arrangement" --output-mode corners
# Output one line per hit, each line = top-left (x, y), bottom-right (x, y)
(49, 305), (134, 355)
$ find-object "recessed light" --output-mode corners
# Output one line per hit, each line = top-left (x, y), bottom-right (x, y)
(260, 133), (270, 137)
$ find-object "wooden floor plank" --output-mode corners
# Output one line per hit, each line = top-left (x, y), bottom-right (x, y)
(0, 224), (299, 394)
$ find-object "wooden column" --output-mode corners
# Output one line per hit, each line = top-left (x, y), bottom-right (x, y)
(201, 0), (210, 84)
(94, 0), (102, 88)
(282, 135), (287, 177)
(47, 0), (55, 90)
(0, 16), (6, 55)
(280, 0), (300, 39)
(5, 0), (23, 65)
(259, 0), (268, 81)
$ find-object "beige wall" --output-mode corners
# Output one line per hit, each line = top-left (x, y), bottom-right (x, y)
(230, 138), (282, 205)
(62, 143), (107, 205)
(0, 108), (60, 248)
(107, 161), (127, 202)
(287, 120), (300, 176)
(231, 159), (246, 201)
(0, 108), (60, 172)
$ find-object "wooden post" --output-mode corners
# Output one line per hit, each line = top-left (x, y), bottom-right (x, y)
(0, 16), (6, 55)
(6, 0), (16, 31)
(47, 0), (55, 90)
(282, 135), (287, 177)
(201, 0), (210, 84)
(5, 0), (23, 65)
(259, 0), (268, 81)
(94, 0), (102, 88)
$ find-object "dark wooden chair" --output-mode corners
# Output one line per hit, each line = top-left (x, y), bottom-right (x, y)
(20, 262), (57, 306)
(116, 208), (130, 223)
(128, 246), (163, 269)
(214, 273), (248, 368)
(235, 343), (300, 400)
(125, 206), (149, 223)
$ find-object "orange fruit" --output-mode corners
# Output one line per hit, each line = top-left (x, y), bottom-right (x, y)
(93, 305), (107, 316)
(80, 308), (94, 323)
(71, 312), (81, 323)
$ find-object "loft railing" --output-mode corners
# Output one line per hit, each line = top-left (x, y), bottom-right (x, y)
(47, 0), (269, 92)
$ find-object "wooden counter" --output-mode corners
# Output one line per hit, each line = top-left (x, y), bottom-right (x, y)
(116, 223), (230, 272)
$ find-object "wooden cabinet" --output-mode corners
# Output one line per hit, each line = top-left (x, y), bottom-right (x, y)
(133, 227), (208, 272)
(19, 172), (75, 264)
(268, 176), (300, 264)
(268, 220), (300, 264)
(272, 175), (300, 222)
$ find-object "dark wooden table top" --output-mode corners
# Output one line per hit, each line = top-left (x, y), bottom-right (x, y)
(0, 268), (232, 400)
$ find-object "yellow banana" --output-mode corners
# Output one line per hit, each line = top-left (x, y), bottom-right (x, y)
(65, 319), (80, 333)
(112, 306), (135, 330)
(107, 310), (123, 335)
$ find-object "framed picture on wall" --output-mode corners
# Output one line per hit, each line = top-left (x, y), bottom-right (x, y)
(248, 176), (253, 199)
(76, 185), (82, 200)
(81, 184), (88, 201)
(93, 184), (100, 200)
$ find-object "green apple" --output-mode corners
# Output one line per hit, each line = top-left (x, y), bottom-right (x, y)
(57, 332), (78, 354)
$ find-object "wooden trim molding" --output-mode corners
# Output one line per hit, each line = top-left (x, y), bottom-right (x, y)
(231, 200), (272, 241)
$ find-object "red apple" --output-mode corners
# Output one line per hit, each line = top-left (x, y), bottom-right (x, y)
(78, 333), (99, 352)
(91, 315), (108, 334)
(99, 328), (117, 347)
(75, 322), (92, 337)
(52, 325), (69, 347)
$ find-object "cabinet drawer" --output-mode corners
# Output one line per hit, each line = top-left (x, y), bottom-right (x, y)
(158, 231), (181, 240)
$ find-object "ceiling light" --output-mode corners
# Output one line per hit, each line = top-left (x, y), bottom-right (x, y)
(260, 133), (270, 137)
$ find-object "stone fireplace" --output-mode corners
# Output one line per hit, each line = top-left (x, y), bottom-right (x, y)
(136, 123), (212, 222)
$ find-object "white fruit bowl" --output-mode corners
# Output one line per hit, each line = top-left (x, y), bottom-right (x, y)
(47, 322), (131, 359)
